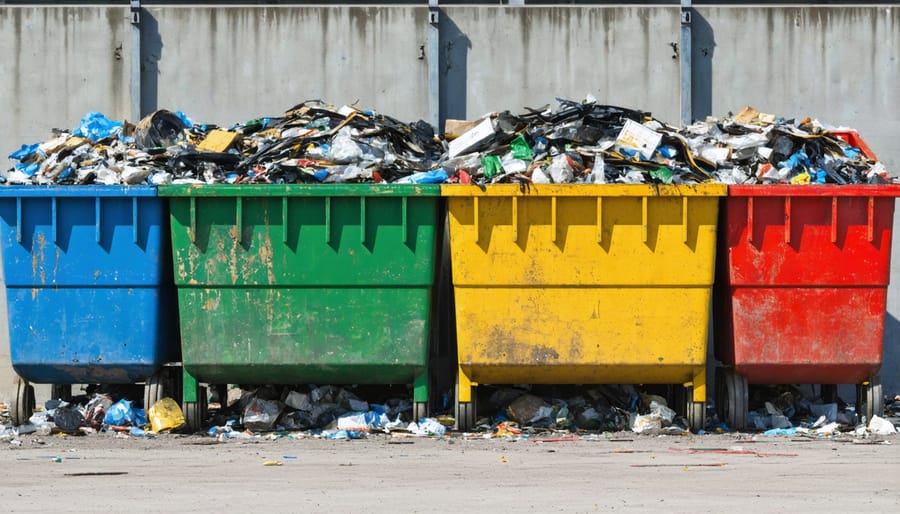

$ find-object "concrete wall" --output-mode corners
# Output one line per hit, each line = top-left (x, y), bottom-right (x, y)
(143, 6), (430, 126)
(693, 5), (898, 169)
(1, 4), (899, 404)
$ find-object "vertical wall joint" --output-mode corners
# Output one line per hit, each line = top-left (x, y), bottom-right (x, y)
(427, 0), (441, 133)
(130, 0), (142, 122)
(680, 0), (693, 126)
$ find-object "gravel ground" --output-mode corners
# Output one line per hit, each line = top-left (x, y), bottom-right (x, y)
(2, 429), (898, 513)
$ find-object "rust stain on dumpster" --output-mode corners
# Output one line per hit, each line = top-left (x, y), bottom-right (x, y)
(260, 212), (275, 285)
(228, 226), (239, 284)
(482, 327), (560, 364)
(32, 232), (46, 286)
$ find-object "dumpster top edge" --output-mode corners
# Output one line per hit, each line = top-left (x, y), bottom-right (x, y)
(157, 184), (441, 197)
(0, 185), (158, 198)
(728, 184), (900, 197)
(440, 184), (727, 197)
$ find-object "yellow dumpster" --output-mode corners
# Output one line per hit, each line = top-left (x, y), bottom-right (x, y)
(442, 184), (726, 431)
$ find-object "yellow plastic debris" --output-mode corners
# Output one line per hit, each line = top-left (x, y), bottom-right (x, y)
(197, 130), (240, 152)
(147, 397), (186, 433)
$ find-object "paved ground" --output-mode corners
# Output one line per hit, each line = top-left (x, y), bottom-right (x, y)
(1, 431), (897, 513)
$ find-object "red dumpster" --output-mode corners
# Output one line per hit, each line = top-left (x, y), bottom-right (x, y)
(714, 149), (900, 429)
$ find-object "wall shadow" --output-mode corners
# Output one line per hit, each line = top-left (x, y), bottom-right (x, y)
(140, 8), (162, 116)
(439, 9), (470, 132)
(690, 9), (714, 122)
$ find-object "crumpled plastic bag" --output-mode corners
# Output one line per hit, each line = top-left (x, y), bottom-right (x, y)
(328, 127), (363, 164)
(867, 415), (897, 435)
(547, 154), (575, 183)
(104, 399), (146, 427)
(336, 411), (381, 431)
(72, 112), (123, 143)
(649, 401), (676, 425)
(631, 413), (662, 433)
(148, 398), (186, 433)
(242, 398), (284, 432)
(53, 406), (85, 433)
(408, 418), (446, 436)
(507, 394), (552, 424)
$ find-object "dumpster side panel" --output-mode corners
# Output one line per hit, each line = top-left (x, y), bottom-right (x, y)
(0, 187), (177, 384)
(455, 286), (710, 385)
(445, 184), (723, 387)
(448, 194), (719, 286)
(169, 195), (436, 287)
(8, 287), (168, 383)
(716, 186), (898, 384)
(164, 186), (440, 386)
(724, 195), (894, 286)
(178, 287), (430, 384)
(728, 287), (884, 384)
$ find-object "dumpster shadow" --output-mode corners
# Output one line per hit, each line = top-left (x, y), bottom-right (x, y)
(140, 9), (162, 116)
(691, 10), (715, 122)
(439, 10), (470, 131)
(883, 312), (900, 395)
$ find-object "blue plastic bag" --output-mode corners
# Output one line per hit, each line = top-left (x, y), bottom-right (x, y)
(104, 399), (139, 426)
(15, 163), (40, 177)
(399, 170), (448, 184)
(174, 111), (193, 128)
(72, 112), (123, 142)
(8, 143), (41, 161)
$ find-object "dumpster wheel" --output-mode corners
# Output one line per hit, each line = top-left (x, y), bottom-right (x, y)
(183, 385), (208, 433)
(10, 377), (36, 426)
(413, 402), (428, 423)
(857, 377), (883, 424)
(676, 385), (706, 433)
(715, 368), (747, 431)
(144, 371), (167, 411)
(50, 384), (72, 402)
(454, 377), (477, 432)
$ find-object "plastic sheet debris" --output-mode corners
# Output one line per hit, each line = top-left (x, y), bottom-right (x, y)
(407, 418), (447, 437)
(103, 399), (146, 428)
(242, 398), (284, 432)
(763, 427), (798, 436)
(53, 406), (85, 434)
(324, 430), (365, 440)
(867, 415), (897, 435)
(147, 398), (186, 433)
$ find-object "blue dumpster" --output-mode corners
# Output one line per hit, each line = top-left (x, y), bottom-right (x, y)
(0, 186), (179, 424)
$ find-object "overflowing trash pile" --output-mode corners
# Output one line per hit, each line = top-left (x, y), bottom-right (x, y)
(4, 98), (892, 186)
(3, 101), (444, 186)
(443, 100), (891, 185)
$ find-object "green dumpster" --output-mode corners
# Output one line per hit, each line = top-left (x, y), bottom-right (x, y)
(159, 184), (441, 429)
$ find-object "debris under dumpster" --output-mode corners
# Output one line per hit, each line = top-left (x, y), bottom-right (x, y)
(203, 384), (436, 440)
(704, 384), (900, 439)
